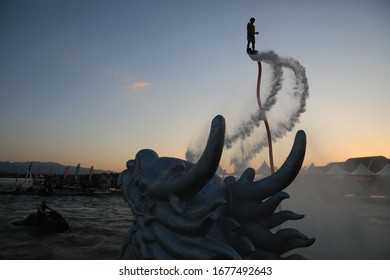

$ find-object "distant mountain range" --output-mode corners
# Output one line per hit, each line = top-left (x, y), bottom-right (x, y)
(0, 161), (114, 175)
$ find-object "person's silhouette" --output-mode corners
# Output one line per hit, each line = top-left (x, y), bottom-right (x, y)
(247, 17), (259, 54)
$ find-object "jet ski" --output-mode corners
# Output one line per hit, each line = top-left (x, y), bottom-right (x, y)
(12, 211), (71, 232)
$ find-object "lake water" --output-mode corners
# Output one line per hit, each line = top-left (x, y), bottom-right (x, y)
(0, 178), (133, 259)
(1, 176), (389, 260)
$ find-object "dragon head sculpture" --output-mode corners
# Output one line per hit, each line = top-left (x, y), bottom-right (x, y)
(118, 115), (315, 259)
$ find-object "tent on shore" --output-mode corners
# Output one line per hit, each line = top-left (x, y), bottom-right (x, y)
(303, 163), (323, 175)
(377, 164), (390, 176)
(326, 163), (349, 175)
(351, 163), (375, 176)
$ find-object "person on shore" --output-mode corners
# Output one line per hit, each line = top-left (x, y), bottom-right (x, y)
(247, 17), (259, 53)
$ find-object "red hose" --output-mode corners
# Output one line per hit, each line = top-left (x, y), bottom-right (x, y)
(256, 62), (275, 174)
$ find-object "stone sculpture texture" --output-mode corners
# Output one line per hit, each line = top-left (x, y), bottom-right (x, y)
(118, 115), (315, 259)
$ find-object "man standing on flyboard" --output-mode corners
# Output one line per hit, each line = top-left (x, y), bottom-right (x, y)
(247, 17), (259, 54)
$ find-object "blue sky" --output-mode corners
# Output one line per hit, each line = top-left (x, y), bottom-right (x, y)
(1, 0), (389, 172)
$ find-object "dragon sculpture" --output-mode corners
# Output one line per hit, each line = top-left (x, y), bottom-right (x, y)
(118, 115), (315, 259)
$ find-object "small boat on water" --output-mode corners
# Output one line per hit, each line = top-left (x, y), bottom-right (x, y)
(17, 162), (34, 189)
(12, 211), (71, 232)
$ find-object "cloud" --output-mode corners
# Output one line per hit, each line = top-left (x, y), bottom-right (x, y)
(131, 82), (150, 88)
(126, 81), (151, 99)
(105, 69), (150, 89)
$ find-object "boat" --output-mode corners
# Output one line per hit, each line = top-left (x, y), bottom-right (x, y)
(12, 211), (71, 232)
(17, 162), (34, 189)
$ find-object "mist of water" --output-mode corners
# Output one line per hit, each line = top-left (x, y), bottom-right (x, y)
(284, 174), (390, 259)
(186, 51), (309, 173)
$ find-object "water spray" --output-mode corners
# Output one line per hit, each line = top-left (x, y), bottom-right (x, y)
(186, 51), (309, 174)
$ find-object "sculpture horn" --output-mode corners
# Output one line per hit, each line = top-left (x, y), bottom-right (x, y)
(147, 115), (226, 200)
(232, 130), (306, 201)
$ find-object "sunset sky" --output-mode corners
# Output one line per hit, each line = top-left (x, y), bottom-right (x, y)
(1, 0), (389, 173)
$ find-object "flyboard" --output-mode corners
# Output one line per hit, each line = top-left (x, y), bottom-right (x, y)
(247, 49), (273, 65)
